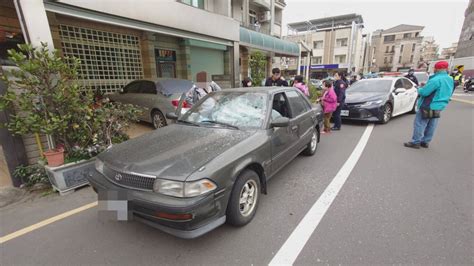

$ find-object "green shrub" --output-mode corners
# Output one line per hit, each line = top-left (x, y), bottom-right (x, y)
(249, 51), (267, 87)
(13, 164), (49, 187)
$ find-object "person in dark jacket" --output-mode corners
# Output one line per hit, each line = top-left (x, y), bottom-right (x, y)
(331, 71), (348, 130)
(242, 77), (252, 87)
(405, 69), (419, 85)
(265, 68), (289, 87)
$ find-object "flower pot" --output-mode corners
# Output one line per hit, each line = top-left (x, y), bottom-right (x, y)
(44, 158), (94, 195)
(44, 148), (65, 167)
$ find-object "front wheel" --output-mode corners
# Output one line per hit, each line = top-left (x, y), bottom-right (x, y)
(380, 103), (392, 124)
(226, 170), (261, 227)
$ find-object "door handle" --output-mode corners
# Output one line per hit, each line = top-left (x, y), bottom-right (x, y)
(291, 125), (298, 131)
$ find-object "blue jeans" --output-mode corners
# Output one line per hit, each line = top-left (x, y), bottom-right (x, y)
(410, 110), (440, 144)
(333, 105), (342, 129)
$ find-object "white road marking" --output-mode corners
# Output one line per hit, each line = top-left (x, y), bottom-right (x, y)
(269, 124), (374, 266)
(0, 201), (98, 244)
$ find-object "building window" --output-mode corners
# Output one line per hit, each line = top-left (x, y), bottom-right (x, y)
(390, 56), (393, 63)
(180, 0), (204, 9)
(385, 46), (389, 53)
(415, 32), (420, 37)
(398, 56), (402, 63)
(384, 57), (388, 64)
(401, 45), (404, 52)
(336, 38), (348, 47)
(403, 33), (411, 39)
(383, 35), (395, 43)
(59, 24), (143, 93)
(313, 41), (323, 49)
(412, 43), (416, 52)
(249, 10), (258, 25)
(334, 54), (346, 63)
(391, 46), (395, 52)
(410, 55), (414, 63)
(0, 30), (25, 66)
(312, 56), (322, 64)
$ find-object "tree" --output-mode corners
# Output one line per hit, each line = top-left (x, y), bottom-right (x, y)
(249, 51), (267, 87)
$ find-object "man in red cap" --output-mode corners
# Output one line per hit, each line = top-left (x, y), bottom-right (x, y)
(404, 61), (454, 149)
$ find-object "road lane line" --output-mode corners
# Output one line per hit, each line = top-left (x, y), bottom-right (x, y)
(451, 98), (473, 105)
(0, 201), (97, 244)
(269, 124), (374, 266)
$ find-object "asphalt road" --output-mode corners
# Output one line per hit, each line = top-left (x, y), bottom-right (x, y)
(1, 100), (472, 265)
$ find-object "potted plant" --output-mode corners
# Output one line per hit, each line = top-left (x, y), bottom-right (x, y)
(0, 43), (141, 195)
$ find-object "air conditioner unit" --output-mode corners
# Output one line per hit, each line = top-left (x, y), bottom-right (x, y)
(258, 11), (271, 22)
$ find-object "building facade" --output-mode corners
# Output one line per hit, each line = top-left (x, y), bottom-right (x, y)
(279, 14), (365, 79)
(439, 43), (458, 60)
(0, 0), (298, 186)
(369, 24), (424, 72)
(453, 0), (474, 77)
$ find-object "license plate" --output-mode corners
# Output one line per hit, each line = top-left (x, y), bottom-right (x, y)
(341, 110), (349, 116)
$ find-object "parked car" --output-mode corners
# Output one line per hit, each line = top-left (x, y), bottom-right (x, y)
(341, 77), (418, 124)
(89, 87), (323, 239)
(108, 79), (196, 129)
(310, 79), (323, 89)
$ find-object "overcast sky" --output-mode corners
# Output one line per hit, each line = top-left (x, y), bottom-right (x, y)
(282, 0), (469, 49)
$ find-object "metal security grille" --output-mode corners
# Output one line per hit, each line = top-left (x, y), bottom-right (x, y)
(59, 24), (144, 93)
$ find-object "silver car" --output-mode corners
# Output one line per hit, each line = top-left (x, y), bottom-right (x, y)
(108, 79), (195, 129)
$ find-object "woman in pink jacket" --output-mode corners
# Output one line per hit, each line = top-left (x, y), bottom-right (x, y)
(293, 75), (310, 96)
(321, 80), (338, 133)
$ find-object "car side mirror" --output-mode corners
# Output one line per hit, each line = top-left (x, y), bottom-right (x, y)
(271, 117), (290, 128)
(166, 112), (178, 120)
(394, 88), (407, 95)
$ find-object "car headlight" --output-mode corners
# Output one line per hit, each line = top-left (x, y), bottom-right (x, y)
(360, 100), (383, 107)
(95, 159), (104, 173)
(153, 179), (217, 198)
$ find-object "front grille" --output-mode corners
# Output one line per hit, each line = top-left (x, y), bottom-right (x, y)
(103, 164), (155, 191)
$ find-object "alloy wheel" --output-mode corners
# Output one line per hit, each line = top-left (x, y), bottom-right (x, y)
(239, 179), (258, 217)
(310, 131), (317, 152)
(383, 104), (392, 123)
(152, 112), (166, 129)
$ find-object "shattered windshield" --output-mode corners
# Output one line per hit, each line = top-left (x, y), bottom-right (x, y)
(180, 92), (268, 129)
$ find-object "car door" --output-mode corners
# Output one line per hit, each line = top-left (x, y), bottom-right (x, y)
(392, 79), (406, 116)
(285, 89), (314, 151)
(402, 78), (418, 113)
(269, 92), (299, 175)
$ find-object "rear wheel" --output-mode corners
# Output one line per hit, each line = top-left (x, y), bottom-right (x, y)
(302, 129), (318, 156)
(151, 110), (167, 129)
(226, 170), (260, 227)
(380, 103), (392, 124)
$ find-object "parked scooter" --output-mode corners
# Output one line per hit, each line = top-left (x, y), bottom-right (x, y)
(464, 77), (474, 92)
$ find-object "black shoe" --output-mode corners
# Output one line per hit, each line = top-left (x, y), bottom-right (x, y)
(404, 142), (420, 149)
(420, 142), (429, 148)
(331, 127), (341, 131)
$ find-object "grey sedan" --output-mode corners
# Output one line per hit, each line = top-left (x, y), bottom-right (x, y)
(89, 87), (323, 239)
(109, 79), (195, 129)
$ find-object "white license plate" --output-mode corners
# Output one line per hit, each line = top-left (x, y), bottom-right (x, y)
(341, 110), (349, 116)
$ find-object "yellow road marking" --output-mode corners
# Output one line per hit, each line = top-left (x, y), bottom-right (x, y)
(451, 98), (474, 105)
(0, 201), (97, 244)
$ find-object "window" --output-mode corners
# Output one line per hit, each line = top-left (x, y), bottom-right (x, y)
(123, 81), (141, 93)
(384, 57), (388, 64)
(412, 43), (416, 52)
(334, 55), (346, 63)
(410, 55), (414, 63)
(1, 30), (26, 66)
(313, 41), (323, 49)
(336, 38), (348, 47)
(403, 33), (411, 39)
(59, 24), (143, 93)
(312, 56), (322, 64)
(286, 90), (308, 117)
(272, 93), (290, 119)
(398, 56), (402, 63)
(385, 46), (389, 53)
(402, 78), (414, 89)
(384, 35), (395, 43)
(390, 56), (393, 63)
(180, 0), (204, 9)
(391, 46), (395, 52)
(394, 79), (404, 89)
(141, 81), (157, 94)
(400, 45), (404, 52)
(249, 10), (258, 25)
(415, 32), (420, 37)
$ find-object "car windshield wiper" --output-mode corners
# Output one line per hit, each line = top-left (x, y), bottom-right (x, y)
(177, 119), (200, 127)
(200, 120), (239, 130)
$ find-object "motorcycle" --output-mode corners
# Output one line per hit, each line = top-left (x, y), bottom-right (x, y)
(464, 77), (474, 92)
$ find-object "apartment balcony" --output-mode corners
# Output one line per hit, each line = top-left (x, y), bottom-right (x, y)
(272, 22), (282, 37)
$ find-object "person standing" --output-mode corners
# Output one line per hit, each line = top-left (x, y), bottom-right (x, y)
(265, 68), (289, 87)
(331, 71), (347, 131)
(404, 61), (453, 149)
(321, 80), (337, 133)
(293, 75), (310, 96)
(242, 77), (252, 87)
(450, 68), (463, 95)
(405, 68), (419, 85)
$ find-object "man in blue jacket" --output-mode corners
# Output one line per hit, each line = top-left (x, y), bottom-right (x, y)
(404, 61), (454, 149)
